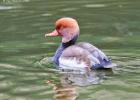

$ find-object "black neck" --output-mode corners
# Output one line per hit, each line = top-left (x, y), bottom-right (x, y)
(62, 35), (78, 48)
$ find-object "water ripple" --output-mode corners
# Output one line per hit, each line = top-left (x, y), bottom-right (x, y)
(41, 13), (52, 17)
(84, 4), (107, 8)
(2, 0), (29, 4)
(61, 8), (78, 11)
(0, 6), (16, 10)
(0, 63), (19, 69)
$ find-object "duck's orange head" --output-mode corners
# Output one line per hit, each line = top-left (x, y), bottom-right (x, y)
(45, 17), (80, 43)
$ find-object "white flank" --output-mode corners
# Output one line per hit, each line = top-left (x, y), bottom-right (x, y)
(59, 57), (89, 73)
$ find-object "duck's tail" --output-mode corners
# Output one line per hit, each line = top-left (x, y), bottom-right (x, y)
(91, 59), (117, 70)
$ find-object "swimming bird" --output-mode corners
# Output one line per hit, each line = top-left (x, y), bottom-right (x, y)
(45, 17), (116, 71)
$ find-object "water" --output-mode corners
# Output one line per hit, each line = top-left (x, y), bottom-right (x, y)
(0, 0), (140, 100)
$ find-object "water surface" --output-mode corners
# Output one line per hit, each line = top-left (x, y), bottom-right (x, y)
(0, 0), (140, 100)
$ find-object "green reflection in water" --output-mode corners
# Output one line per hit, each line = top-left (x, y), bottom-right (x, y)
(0, 0), (140, 100)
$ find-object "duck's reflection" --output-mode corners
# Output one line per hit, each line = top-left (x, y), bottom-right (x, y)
(47, 78), (78, 100)
(53, 84), (77, 100)
(47, 68), (115, 100)
(47, 71), (99, 100)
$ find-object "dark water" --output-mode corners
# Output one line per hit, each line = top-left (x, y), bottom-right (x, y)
(0, 0), (140, 100)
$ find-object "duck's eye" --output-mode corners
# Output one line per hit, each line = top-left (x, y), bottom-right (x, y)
(56, 29), (63, 36)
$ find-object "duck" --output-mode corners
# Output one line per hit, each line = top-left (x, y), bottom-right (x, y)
(45, 17), (116, 71)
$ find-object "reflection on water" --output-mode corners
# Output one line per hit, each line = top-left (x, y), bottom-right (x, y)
(0, 0), (140, 100)
(46, 68), (115, 100)
(41, 13), (52, 17)
(59, 71), (100, 86)
(0, 5), (16, 10)
(2, 0), (29, 4)
(47, 79), (78, 100)
(61, 8), (78, 12)
(54, 85), (77, 100)
(84, 4), (107, 8)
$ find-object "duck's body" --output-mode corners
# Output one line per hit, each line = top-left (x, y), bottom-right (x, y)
(45, 17), (116, 70)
